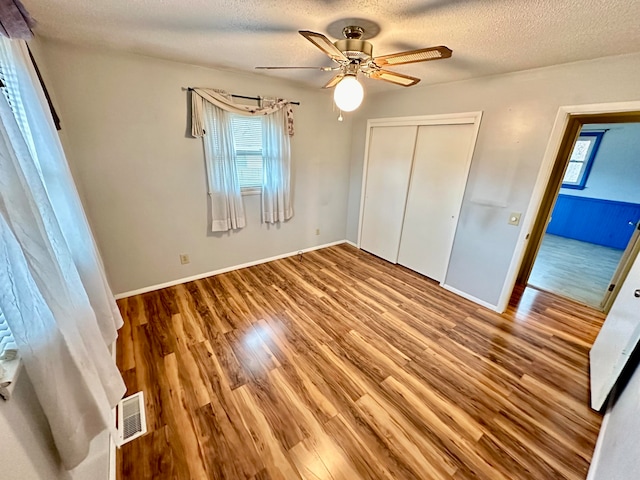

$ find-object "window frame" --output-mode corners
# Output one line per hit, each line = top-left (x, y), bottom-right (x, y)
(241, 186), (262, 196)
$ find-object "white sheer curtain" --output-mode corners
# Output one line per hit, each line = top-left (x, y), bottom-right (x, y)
(202, 100), (246, 231)
(262, 108), (292, 223)
(0, 37), (125, 469)
(192, 88), (294, 230)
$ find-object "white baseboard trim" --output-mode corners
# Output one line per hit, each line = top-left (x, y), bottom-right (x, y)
(344, 240), (358, 248)
(114, 240), (348, 299)
(441, 283), (502, 313)
(108, 435), (116, 480)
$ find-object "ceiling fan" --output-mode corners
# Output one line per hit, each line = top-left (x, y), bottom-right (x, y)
(256, 25), (452, 111)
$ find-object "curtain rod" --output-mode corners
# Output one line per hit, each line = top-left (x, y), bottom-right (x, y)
(187, 87), (300, 105)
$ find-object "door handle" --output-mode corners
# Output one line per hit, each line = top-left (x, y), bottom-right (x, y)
(635, 289), (640, 298)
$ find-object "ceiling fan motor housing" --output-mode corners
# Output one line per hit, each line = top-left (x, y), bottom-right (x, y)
(334, 39), (373, 62)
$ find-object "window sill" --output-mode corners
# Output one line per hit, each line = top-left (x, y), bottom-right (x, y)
(0, 356), (22, 401)
(241, 187), (262, 196)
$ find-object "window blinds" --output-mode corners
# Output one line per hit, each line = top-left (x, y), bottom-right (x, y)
(0, 44), (36, 156)
(0, 51), (21, 363)
(231, 114), (263, 189)
(0, 311), (16, 360)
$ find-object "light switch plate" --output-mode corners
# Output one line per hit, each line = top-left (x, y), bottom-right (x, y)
(508, 212), (521, 226)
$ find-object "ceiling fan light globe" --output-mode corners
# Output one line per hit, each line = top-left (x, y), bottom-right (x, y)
(333, 76), (364, 112)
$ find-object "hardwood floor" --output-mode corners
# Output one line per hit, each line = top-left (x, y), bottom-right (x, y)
(529, 234), (624, 309)
(116, 244), (605, 480)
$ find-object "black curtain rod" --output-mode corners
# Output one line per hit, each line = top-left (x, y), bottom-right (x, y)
(187, 88), (300, 105)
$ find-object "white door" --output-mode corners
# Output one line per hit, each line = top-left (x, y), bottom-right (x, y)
(590, 251), (640, 410)
(397, 123), (475, 282)
(360, 126), (417, 263)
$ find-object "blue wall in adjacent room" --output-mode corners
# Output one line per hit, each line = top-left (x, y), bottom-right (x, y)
(547, 195), (640, 249)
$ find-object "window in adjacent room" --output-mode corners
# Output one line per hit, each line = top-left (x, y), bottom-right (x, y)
(561, 131), (605, 189)
(230, 114), (263, 193)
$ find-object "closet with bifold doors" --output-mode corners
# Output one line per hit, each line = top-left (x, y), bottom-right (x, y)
(358, 113), (482, 283)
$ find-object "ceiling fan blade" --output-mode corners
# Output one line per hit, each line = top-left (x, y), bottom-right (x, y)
(369, 69), (421, 87)
(374, 46), (452, 67)
(299, 30), (349, 63)
(323, 74), (345, 89)
(255, 66), (337, 71)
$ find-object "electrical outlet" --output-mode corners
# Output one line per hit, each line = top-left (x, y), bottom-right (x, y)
(508, 212), (521, 226)
(179, 254), (190, 265)
(315, 228), (320, 236)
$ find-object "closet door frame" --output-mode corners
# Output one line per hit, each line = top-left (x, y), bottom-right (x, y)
(357, 112), (483, 283)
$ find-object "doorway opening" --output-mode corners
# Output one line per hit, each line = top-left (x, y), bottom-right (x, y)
(517, 113), (640, 311)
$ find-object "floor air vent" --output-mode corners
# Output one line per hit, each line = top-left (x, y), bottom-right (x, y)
(117, 391), (147, 444)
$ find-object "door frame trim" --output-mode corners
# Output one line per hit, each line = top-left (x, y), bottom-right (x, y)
(496, 100), (640, 313)
(601, 226), (640, 311)
(357, 112), (483, 284)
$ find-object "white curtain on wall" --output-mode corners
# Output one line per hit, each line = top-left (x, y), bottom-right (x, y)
(192, 88), (294, 231)
(262, 108), (292, 223)
(0, 37), (125, 469)
(202, 100), (246, 231)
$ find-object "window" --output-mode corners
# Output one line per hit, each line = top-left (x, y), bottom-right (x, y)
(0, 43), (22, 370)
(0, 310), (16, 361)
(0, 307), (18, 399)
(196, 93), (293, 231)
(562, 131), (605, 189)
(231, 114), (263, 191)
(0, 44), (36, 157)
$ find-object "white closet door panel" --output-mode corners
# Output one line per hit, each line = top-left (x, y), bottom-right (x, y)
(397, 123), (475, 281)
(360, 126), (417, 263)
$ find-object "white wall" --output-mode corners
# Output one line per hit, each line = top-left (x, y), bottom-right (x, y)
(36, 37), (640, 308)
(560, 123), (640, 204)
(69, 432), (110, 480)
(347, 52), (640, 307)
(32, 38), (353, 295)
(0, 371), (69, 480)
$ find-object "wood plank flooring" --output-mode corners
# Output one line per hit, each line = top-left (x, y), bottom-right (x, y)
(529, 234), (624, 309)
(116, 244), (605, 480)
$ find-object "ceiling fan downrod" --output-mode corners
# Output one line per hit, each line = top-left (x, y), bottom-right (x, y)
(342, 26), (364, 40)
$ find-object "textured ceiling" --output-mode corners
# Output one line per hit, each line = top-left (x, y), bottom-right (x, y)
(23, 0), (640, 92)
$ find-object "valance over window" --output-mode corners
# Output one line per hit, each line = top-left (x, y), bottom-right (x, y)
(191, 88), (294, 137)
